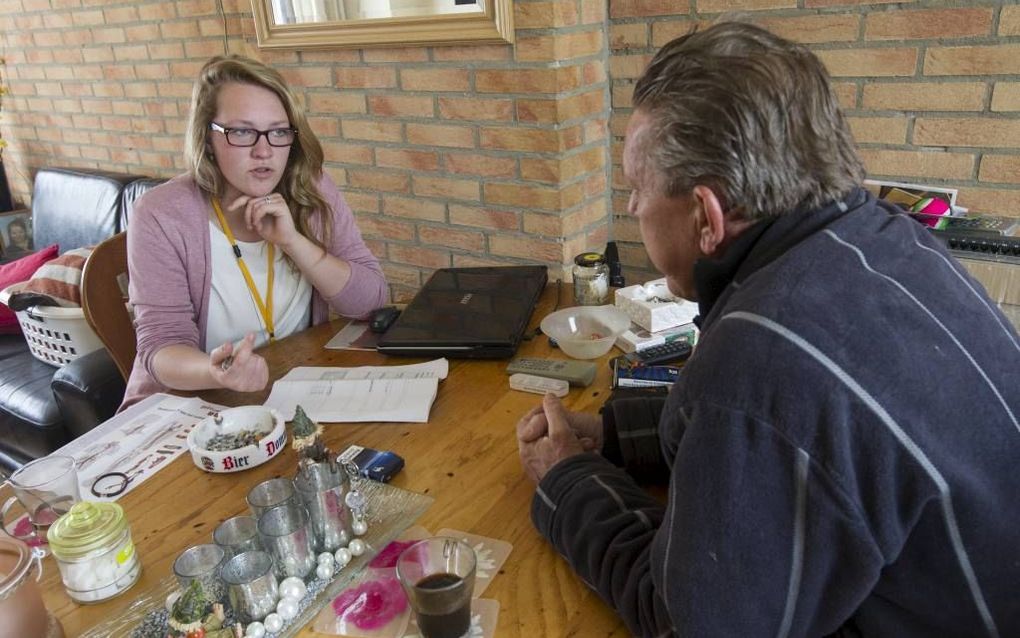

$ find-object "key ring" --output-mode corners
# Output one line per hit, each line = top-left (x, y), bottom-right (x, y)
(91, 472), (130, 498)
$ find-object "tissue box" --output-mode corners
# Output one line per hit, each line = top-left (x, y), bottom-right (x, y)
(615, 278), (698, 332)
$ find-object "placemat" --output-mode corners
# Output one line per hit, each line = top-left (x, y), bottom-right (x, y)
(78, 479), (433, 638)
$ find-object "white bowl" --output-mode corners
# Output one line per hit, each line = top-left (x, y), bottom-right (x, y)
(540, 305), (632, 359)
(187, 406), (287, 473)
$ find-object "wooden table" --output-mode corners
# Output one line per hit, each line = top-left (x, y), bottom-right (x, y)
(42, 285), (631, 636)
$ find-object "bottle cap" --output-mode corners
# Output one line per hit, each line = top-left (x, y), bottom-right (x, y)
(47, 501), (127, 560)
(574, 252), (605, 267)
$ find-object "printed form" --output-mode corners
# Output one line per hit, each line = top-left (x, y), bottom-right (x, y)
(53, 393), (226, 501)
(264, 359), (449, 423)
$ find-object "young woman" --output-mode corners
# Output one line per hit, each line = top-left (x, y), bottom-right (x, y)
(122, 55), (387, 408)
(4, 218), (32, 260)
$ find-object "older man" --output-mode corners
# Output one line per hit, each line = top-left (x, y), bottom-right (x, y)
(517, 22), (1020, 638)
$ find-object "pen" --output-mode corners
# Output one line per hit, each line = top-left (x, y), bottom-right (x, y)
(219, 338), (245, 372)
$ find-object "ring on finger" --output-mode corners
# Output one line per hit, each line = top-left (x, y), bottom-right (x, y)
(264, 196), (271, 204)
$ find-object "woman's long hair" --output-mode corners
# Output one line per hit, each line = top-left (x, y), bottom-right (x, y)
(184, 55), (332, 249)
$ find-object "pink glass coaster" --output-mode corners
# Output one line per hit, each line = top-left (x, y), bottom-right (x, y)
(367, 525), (432, 571)
(402, 598), (499, 638)
(435, 529), (512, 598)
(312, 571), (411, 638)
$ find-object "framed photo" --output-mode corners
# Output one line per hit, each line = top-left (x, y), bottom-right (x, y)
(0, 209), (34, 263)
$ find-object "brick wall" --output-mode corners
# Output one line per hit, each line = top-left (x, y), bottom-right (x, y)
(0, 0), (611, 301)
(611, 1), (1020, 282)
(1, 0), (1018, 295)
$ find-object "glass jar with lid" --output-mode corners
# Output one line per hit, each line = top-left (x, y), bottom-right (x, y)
(572, 252), (610, 306)
(0, 536), (65, 636)
(47, 501), (142, 604)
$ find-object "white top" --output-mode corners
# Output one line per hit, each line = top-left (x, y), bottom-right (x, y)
(206, 221), (312, 352)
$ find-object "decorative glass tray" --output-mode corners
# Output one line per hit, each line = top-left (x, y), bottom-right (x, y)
(79, 480), (433, 637)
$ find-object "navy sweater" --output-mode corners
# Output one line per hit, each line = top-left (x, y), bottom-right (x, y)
(532, 190), (1020, 637)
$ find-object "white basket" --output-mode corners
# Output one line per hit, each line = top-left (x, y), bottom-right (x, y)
(0, 282), (104, 367)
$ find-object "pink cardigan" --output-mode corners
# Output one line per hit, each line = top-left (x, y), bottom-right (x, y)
(121, 173), (387, 408)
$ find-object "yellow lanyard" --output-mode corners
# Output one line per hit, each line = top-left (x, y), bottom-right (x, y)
(212, 198), (275, 342)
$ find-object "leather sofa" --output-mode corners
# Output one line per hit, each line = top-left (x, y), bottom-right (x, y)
(0, 167), (163, 473)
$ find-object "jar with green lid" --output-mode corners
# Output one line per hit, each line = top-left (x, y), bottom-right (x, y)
(47, 501), (142, 604)
(572, 252), (610, 306)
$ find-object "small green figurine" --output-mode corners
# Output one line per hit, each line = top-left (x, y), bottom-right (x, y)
(290, 405), (329, 467)
(166, 580), (232, 638)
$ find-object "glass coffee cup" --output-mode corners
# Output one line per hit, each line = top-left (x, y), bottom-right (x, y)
(396, 537), (477, 638)
(1, 455), (80, 550)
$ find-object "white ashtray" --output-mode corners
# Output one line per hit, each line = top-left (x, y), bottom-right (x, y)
(187, 406), (287, 473)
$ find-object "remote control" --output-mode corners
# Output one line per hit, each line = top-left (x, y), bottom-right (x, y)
(509, 373), (569, 397)
(505, 357), (597, 387)
(622, 340), (693, 367)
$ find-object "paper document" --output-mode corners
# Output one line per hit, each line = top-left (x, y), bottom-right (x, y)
(53, 393), (226, 501)
(265, 359), (448, 423)
(280, 358), (448, 382)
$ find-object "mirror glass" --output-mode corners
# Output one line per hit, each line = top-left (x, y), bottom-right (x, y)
(252, 0), (514, 49)
(272, 0), (483, 24)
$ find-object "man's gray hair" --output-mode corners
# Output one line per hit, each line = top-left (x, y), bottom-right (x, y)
(632, 22), (865, 219)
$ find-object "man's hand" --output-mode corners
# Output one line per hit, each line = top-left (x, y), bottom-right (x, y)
(517, 394), (594, 484)
(209, 333), (269, 392)
(516, 395), (603, 452)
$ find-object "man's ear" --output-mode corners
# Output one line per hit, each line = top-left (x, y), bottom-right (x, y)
(692, 185), (727, 257)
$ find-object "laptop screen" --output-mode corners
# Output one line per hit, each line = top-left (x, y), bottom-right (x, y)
(376, 265), (547, 358)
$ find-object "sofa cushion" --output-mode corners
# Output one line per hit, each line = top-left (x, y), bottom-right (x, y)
(16, 247), (91, 308)
(32, 168), (145, 253)
(0, 244), (61, 333)
(0, 351), (67, 466)
(0, 334), (28, 361)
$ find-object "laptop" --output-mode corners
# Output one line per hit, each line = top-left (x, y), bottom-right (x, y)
(376, 265), (548, 358)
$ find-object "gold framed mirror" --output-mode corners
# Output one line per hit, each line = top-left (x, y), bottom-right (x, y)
(251, 0), (515, 50)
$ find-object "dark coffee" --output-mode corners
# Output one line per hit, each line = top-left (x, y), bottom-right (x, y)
(415, 572), (470, 638)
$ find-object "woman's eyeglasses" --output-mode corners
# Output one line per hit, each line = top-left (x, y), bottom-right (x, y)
(210, 122), (297, 147)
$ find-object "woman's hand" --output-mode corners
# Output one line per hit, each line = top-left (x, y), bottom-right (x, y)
(209, 333), (269, 392)
(227, 193), (299, 249)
